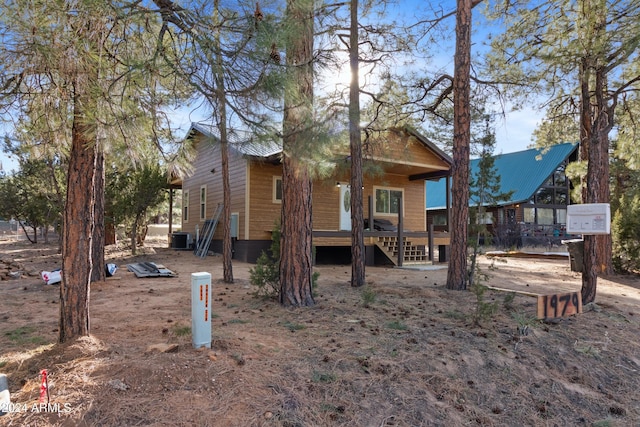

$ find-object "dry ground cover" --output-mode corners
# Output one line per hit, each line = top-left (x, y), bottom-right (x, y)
(1, 238), (640, 426)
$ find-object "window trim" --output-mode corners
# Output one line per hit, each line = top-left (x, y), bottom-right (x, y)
(183, 190), (190, 223)
(272, 176), (283, 204)
(432, 214), (447, 226)
(230, 212), (239, 238)
(199, 185), (207, 221)
(373, 186), (404, 216)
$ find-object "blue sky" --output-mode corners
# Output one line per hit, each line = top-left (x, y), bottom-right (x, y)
(0, 0), (541, 174)
(0, 130), (17, 174)
(387, 0), (543, 155)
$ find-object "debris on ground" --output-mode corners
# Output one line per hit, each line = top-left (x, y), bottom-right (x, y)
(126, 262), (176, 278)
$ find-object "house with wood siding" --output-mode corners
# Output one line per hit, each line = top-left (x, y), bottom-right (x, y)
(426, 142), (579, 247)
(174, 122), (452, 265)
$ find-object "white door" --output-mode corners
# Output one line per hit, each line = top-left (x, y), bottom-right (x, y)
(339, 184), (351, 231)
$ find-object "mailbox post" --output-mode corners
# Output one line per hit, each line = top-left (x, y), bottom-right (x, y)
(191, 272), (212, 349)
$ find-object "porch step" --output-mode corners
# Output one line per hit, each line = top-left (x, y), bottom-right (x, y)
(375, 236), (430, 266)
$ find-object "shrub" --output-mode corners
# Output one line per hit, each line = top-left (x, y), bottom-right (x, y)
(249, 221), (319, 299)
(249, 222), (281, 299)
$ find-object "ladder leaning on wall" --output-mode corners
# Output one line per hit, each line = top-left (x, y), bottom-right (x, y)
(194, 203), (224, 258)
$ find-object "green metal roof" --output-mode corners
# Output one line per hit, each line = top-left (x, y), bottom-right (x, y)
(426, 142), (578, 209)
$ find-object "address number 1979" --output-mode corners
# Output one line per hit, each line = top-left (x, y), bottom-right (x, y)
(537, 291), (582, 319)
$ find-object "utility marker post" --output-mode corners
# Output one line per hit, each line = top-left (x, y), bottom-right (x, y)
(191, 272), (212, 349)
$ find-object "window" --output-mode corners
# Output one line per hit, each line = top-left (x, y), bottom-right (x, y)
(538, 208), (554, 225)
(230, 213), (239, 238)
(554, 168), (567, 187)
(535, 187), (553, 204)
(557, 209), (567, 225)
(555, 189), (568, 205)
(375, 187), (403, 215)
(200, 185), (207, 221)
(273, 176), (282, 203)
(522, 161), (572, 228)
(433, 214), (447, 226)
(478, 212), (494, 225)
(183, 190), (190, 223)
(523, 207), (535, 223)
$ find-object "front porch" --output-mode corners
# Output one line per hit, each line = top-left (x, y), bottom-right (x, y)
(196, 229), (449, 266)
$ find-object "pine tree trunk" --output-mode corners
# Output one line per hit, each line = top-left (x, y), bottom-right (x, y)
(131, 218), (138, 256)
(215, 0), (233, 284)
(446, 0), (472, 291)
(349, 0), (365, 287)
(221, 137), (233, 283)
(579, 2), (614, 302)
(578, 57), (597, 304)
(91, 150), (105, 283)
(280, 0), (315, 307)
(593, 65), (613, 276)
(105, 220), (116, 246)
(581, 66), (612, 303)
(280, 156), (315, 306)
(60, 90), (96, 343)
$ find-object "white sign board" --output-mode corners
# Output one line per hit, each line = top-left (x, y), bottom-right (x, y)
(566, 203), (610, 235)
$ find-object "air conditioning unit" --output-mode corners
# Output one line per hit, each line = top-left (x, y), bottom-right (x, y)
(171, 232), (192, 250)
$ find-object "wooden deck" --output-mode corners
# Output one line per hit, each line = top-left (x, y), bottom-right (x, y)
(313, 230), (449, 246)
(312, 230), (450, 265)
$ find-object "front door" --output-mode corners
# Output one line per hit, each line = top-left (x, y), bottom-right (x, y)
(339, 183), (351, 231)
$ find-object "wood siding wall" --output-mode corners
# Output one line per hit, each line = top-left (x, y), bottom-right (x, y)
(246, 167), (427, 240)
(181, 129), (441, 244)
(363, 174), (426, 230)
(181, 135), (248, 240)
(247, 162), (282, 240)
(367, 132), (450, 170)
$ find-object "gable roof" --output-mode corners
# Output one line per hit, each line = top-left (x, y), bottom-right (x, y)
(188, 122), (452, 178)
(389, 126), (453, 172)
(426, 142), (579, 209)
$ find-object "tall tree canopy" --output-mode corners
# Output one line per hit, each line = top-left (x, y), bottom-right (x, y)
(484, 0), (640, 303)
(0, 0), (192, 341)
(152, 0), (286, 284)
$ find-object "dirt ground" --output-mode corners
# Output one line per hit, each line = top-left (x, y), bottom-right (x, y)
(1, 238), (640, 427)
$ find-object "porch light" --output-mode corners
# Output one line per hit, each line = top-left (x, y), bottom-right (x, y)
(336, 182), (341, 187)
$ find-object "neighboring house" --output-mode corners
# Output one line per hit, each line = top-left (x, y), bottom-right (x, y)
(426, 142), (579, 247)
(173, 122), (452, 265)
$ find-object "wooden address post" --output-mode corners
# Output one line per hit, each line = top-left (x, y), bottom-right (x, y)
(537, 291), (582, 319)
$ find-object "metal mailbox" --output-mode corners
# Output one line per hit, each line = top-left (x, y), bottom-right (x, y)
(566, 203), (610, 235)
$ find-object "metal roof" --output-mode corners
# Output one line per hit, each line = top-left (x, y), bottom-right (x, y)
(426, 142), (579, 209)
(189, 123), (453, 172)
(189, 122), (282, 159)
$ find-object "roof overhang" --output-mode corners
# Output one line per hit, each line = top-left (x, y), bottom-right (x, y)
(410, 169), (450, 181)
